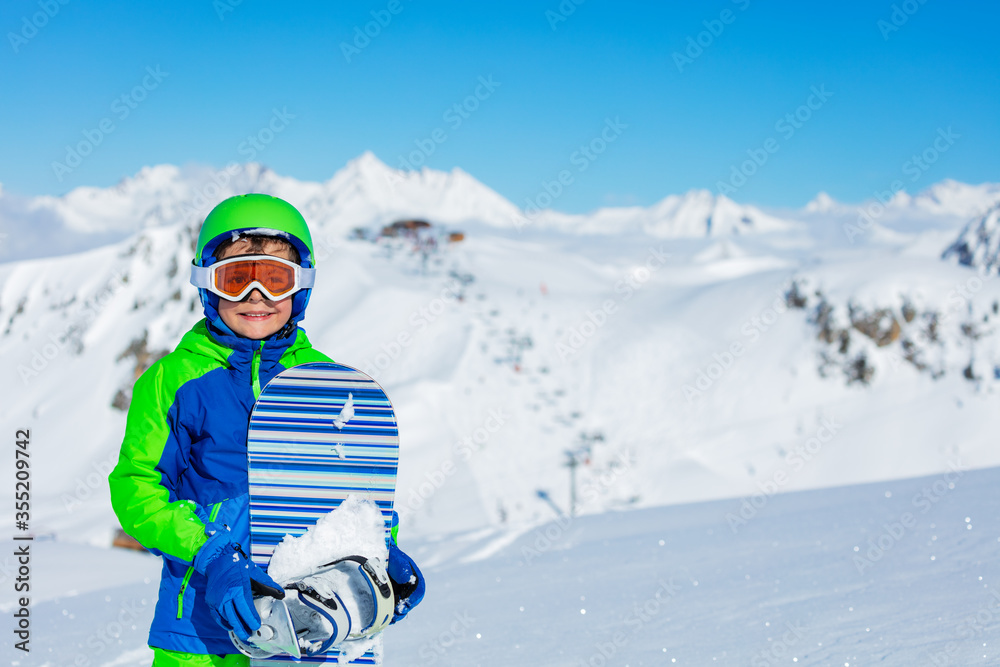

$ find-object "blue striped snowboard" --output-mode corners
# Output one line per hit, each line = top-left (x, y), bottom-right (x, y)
(246, 362), (399, 665)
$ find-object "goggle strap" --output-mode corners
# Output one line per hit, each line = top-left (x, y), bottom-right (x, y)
(299, 267), (316, 288)
(190, 264), (214, 289)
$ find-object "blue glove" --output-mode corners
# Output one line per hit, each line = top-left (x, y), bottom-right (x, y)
(387, 513), (425, 623)
(193, 523), (284, 641)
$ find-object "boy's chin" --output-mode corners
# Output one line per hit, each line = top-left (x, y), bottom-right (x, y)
(221, 314), (291, 339)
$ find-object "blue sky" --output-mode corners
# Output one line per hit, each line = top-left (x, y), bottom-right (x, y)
(1, 0), (997, 212)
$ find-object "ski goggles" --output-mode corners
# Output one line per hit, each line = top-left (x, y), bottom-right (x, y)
(190, 255), (316, 302)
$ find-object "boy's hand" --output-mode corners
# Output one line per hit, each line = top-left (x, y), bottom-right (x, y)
(193, 524), (284, 641)
(387, 512), (425, 624)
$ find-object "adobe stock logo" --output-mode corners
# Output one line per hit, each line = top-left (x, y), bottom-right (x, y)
(51, 66), (169, 182)
(842, 126), (959, 244)
(672, 0), (751, 73)
(391, 76), (500, 174)
(716, 84), (833, 197)
(514, 117), (628, 230)
(7, 0), (70, 54)
(340, 0), (408, 63)
(877, 0), (930, 40)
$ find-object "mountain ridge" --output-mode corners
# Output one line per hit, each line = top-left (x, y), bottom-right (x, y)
(7, 153), (997, 264)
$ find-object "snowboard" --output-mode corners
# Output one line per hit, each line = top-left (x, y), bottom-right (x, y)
(246, 362), (399, 665)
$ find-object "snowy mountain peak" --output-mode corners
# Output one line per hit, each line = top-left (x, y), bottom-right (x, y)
(316, 151), (523, 230)
(128, 164), (184, 188)
(348, 149), (384, 170)
(5, 155), (1000, 265)
(805, 191), (838, 213)
(517, 187), (795, 237)
(643, 189), (792, 237)
(942, 203), (1000, 274)
(889, 189), (911, 207)
(908, 179), (1000, 219)
(338, 150), (397, 185)
(800, 180), (1000, 223)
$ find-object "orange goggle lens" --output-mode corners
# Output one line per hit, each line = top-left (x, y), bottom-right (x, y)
(214, 259), (296, 298)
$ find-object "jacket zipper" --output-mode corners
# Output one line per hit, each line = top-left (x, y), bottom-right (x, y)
(177, 501), (224, 620)
(252, 340), (264, 400)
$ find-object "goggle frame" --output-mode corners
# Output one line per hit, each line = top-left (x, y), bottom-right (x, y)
(190, 254), (316, 302)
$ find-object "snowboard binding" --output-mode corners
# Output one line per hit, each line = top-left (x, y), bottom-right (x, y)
(230, 555), (395, 659)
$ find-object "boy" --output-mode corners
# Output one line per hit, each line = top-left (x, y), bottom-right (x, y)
(108, 194), (424, 666)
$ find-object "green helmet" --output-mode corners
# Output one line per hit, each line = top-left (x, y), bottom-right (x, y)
(195, 194), (315, 268)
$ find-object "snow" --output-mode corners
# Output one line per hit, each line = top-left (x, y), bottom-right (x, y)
(231, 228), (293, 240)
(267, 495), (388, 584)
(800, 181), (1000, 225)
(909, 180), (1000, 220)
(943, 204), (1000, 274)
(805, 191), (838, 213)
(265, 495), (389, 662)
(517, 189), (795, 238)
(2, 466), (997, 665)
(333, 393), (355, 430)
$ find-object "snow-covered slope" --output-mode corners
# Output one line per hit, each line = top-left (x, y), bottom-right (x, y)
(3, 465), (996, 665)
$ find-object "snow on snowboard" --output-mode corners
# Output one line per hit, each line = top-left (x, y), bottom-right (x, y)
(240, 362), (399, 664)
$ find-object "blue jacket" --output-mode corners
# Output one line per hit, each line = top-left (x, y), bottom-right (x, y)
(108, 318), (332, 654)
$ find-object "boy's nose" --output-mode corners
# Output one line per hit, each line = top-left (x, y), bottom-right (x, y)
(245, 288), (269, 303)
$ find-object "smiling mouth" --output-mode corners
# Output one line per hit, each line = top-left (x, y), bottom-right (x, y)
(239, 312), (274, 320)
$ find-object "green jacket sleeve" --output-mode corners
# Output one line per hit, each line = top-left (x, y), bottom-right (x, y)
(108, 361), (208, 564)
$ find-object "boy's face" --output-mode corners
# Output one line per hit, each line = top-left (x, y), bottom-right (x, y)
(216, 240), (295, 340)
